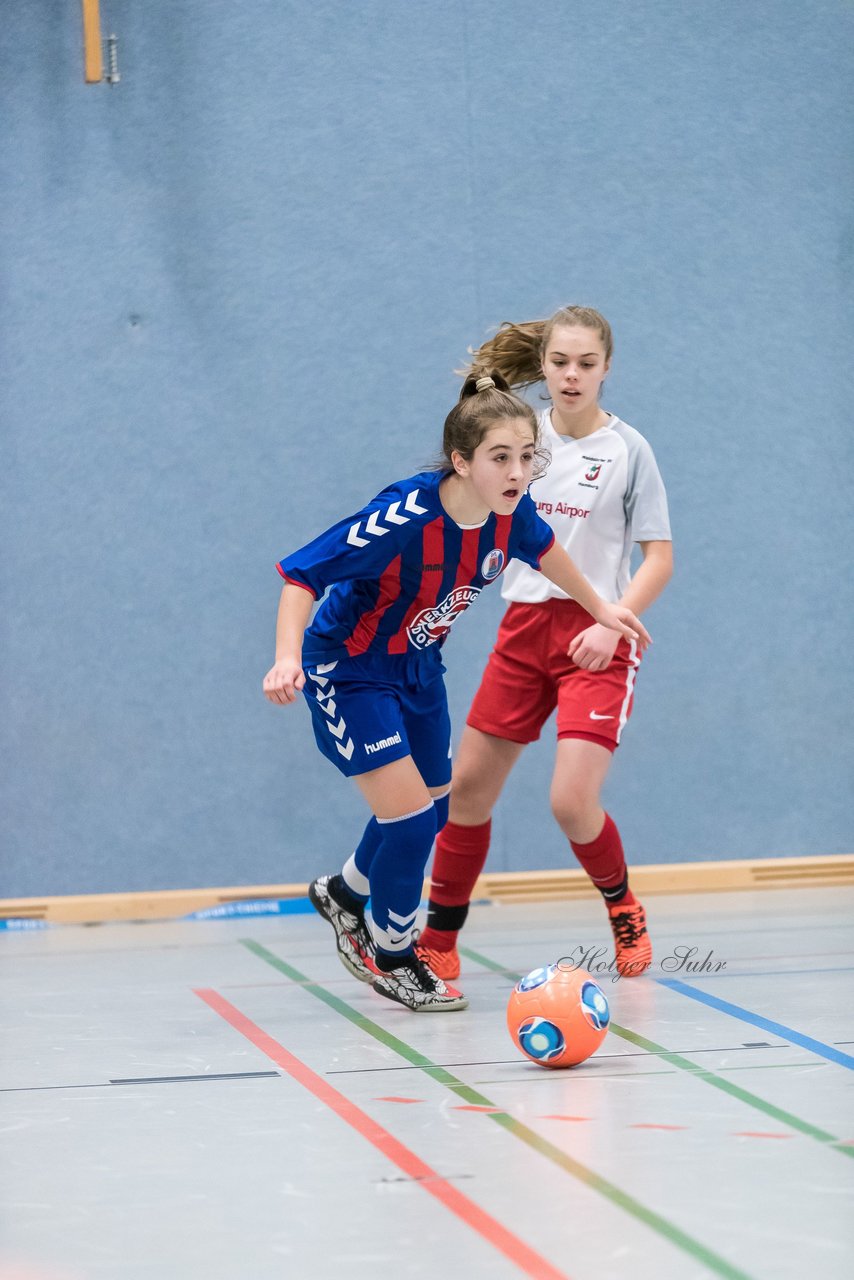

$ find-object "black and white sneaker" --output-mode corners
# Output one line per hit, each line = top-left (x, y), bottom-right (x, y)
(308, 876), (378, 983)
(372, 952), (468, 1012)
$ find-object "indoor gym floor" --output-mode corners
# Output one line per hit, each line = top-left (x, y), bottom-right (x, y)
(1, 885), (852, 1280)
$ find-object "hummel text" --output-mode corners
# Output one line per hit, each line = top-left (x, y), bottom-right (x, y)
(365, 731), (403, 754)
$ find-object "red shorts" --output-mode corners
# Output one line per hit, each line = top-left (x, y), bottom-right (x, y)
(467, 599), (642, 752)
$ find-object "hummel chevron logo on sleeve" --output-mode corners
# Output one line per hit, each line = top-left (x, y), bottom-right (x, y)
(347, 523), (370, 548)
(346, 489), (428, 548)
(384, 501), (408, 524)
(365, 511), (387, 537)
(404, 490), (428, 515)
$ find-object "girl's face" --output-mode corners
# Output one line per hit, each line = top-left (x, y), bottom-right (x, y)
(541, 324), (610, 418)
(452, 418), (537, 514)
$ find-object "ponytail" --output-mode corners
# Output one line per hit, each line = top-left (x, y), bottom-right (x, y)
(460, 306), (613, 390)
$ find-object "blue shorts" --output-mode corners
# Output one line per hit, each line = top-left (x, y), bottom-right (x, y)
(302, 651), (452, 785)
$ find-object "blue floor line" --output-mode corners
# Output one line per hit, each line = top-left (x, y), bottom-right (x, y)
(658, 977), (854, 1071)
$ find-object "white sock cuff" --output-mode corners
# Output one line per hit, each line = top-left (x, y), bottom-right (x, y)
(376, 800), (435, 825)
(341, 853), (370, 899)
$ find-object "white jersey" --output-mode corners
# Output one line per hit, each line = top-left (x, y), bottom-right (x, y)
(501, 409), (671, 605)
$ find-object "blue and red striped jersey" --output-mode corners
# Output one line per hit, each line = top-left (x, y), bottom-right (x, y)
(277, 470), (554, 662)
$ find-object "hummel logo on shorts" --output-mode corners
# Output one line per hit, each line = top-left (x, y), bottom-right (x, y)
(365, 731), (403, 754)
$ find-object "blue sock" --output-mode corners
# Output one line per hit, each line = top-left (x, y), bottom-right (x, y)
(369, 802), (437, 961)
(433, 789), (450, 834)
(341, 818), (381, 903)
(343, 791), (449, 904)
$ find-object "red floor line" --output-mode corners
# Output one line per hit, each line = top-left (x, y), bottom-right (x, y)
(541, 1115), (592, 1123)
(453, 1104), (506, 1113)
(629, 1124), (688, 1132)
(194, 988), (571, 1280)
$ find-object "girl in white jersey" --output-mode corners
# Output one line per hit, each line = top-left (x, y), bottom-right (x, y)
(418, 307), (673, 982)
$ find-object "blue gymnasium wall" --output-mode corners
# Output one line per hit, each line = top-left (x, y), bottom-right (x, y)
(1, 1), (852, 897)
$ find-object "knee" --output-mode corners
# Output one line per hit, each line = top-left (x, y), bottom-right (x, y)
(550, 785), (595, 835)
(449, 766), (493, 824)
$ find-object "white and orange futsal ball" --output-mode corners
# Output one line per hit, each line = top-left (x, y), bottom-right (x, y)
(507, 963), (610, 1068)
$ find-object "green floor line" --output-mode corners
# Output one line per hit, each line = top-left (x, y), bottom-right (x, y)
(460, 945), (853, 1158)
(241, 937), (756, 1280)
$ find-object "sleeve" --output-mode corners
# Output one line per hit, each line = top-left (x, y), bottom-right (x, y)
(276, 482), (420, 598)
(509, 494), (556, 569)
(624, 437), (672, 542)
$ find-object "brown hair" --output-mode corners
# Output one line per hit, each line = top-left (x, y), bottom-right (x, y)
(460, 306), (613, 390)
(440, 371), (548, 478)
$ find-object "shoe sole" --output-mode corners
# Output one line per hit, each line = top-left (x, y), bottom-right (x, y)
(372, 980), (468, 1012)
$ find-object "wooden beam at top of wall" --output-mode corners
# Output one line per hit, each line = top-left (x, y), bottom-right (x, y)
(82, 0), (103, 83)
(1, 855), (852, 925)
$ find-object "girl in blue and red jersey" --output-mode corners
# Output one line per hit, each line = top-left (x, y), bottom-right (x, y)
(263, 372), (650, 1011)
(418, 308), (673, 984)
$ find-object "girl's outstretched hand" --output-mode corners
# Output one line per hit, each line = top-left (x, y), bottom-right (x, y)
(263, 659), (306, 705)
(593, 603), (651, 651)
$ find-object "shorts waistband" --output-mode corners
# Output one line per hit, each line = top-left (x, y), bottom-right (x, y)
(506, 597), (596, 621)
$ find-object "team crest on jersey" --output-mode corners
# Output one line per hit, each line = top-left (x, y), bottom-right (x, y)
(480, 548), (505, 581)
(585, 463), (602, 482)
(407, 586), (481, 650)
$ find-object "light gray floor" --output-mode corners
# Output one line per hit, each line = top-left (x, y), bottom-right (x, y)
(1, 887), (853, 1280)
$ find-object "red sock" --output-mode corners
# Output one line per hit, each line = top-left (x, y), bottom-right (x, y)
(421, 819), (491, 950)
(570, 813), (636, 905)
